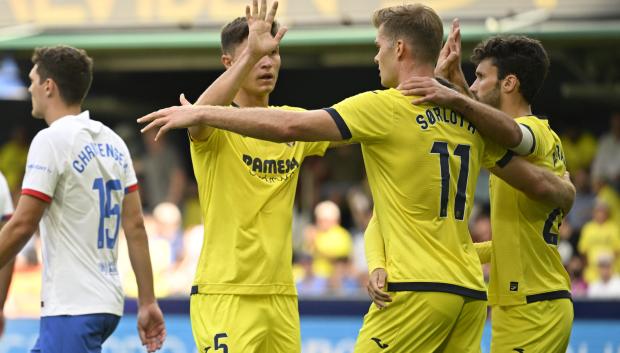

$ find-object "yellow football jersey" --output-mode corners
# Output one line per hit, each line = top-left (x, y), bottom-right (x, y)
(190, 106), (329, 296)
(328, 88), (506, 298)
(488, 116), (571, 306)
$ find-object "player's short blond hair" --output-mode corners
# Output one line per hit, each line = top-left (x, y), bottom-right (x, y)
(372, 4), (444, 65)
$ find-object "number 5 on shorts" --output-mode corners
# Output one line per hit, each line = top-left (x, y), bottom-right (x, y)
(205, 333), (228, 353)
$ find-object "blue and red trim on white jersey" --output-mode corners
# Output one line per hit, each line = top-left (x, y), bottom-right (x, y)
(124, 184), (139, 194)
(22, 188), (52, 203)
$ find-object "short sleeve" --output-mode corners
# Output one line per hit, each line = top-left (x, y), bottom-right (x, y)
(518, 118), (551, 158)
(482, 137), (511, 169)
(21, 132), (61, 203)
(304, 141), (330, 157)
(0, 172), (13, 220)
(118, 140), (139, 194)
(325, 90), (397, 143)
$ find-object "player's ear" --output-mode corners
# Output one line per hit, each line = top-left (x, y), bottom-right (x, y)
(502, 74), (519, 94)
(395, 39), (405, 59)
(44, 78), (55, 97)
(221, 54), (233, 69)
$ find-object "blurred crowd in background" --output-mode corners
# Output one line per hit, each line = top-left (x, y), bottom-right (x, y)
(2, 111), (620, 318)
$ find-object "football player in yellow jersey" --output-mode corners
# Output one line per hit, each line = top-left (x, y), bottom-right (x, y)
(161, 1), (330, 352)
(139, 4), (574, 352)
(399, 21), (575, 353)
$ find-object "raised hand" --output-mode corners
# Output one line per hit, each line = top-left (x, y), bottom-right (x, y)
(246, 0), (288, 59)
(137, 302), (167, 352)
(435, 19), (461, 78)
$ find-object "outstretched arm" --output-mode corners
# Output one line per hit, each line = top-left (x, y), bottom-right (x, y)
(122, 191), (166, 352)
(187, 0), (287, 141)
(489, 156), (575, 213)
(139, 105), (344, 143)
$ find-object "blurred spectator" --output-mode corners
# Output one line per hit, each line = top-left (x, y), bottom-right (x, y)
(137, 129), (187, 211)
(0, 126), (28, 200)
(587, 252), (620, 298)
(167, 225), (203, 296)
(591, 112), (620, 193)
(347, 188), (372, 279)
(327, 257), (360, 296)
(567, 256), (588, 298)
(558, 222), (574, 265)
(295, 253), (327, 296)
(565, 169), (597, 235)
(305, 201), (353, 278)
(153, 202), (184, 263)
(578, 201), (620, 283)
(560, 126), (597, 174)
(591, 112), (620, 223)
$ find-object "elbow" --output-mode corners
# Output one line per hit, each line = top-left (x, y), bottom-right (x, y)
(278, 118), (304, 142)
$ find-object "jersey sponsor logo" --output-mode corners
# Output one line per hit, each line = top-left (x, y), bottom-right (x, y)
(371, 337), (389, 349)
(242, 154), (300, 183)
(72, 142), (129, 174)
(510, 282), (519, 291)
(415, 106), (477, 134)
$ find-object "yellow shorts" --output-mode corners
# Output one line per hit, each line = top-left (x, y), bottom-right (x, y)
(490, 298), (573, 353)
(190, 293), (300, 353)
(354, 291), (487, 353)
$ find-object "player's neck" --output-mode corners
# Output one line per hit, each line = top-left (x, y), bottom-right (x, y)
(397, 62), (435, 85)
(43, 103), (82, 126)
(500, 96), (532, 119)
(234, 90), (269, 108)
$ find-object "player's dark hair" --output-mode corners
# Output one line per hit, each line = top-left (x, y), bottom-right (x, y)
(31, 45), (93, 106)
(220, 17), (279, 56)
(471, 36), (549, 104)
(372, 4), (444, 65)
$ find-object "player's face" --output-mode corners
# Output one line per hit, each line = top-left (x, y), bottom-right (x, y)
(374, 26), (398, 88)
(28, 65), (46, 119)
(233, 39), (281, 96)
(470, 58), (501, 108)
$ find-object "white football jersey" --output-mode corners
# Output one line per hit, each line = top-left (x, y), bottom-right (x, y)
(0, 171), (13, 221)
(22, 111), (137, 316)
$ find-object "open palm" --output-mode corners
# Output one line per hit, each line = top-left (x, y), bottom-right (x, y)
(246, 0), (287, 58)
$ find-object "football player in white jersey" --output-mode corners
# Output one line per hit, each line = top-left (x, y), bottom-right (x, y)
(0, 46), (166, 353)
(0, 171), (14, 336)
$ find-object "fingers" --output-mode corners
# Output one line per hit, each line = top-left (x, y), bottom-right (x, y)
(266, 1), (279, 23)
(179, 93), (191, 106)
(259, 0), (267, 19)
(252, 0), (258, 18)
(274, 26), (287, 43)
(140, 117), (166, 134)
(412, 96), (433, 105)
(154, 125), (169, 142)
(246, 5), (251, 20)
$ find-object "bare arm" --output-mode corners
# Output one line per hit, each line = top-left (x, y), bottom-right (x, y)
(139, 106), (344, 143)
(489, 156), (576, 213)
(0, 196), (44, 269)
(121, 191), (166, 352)
(0, 217), (15, 337)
